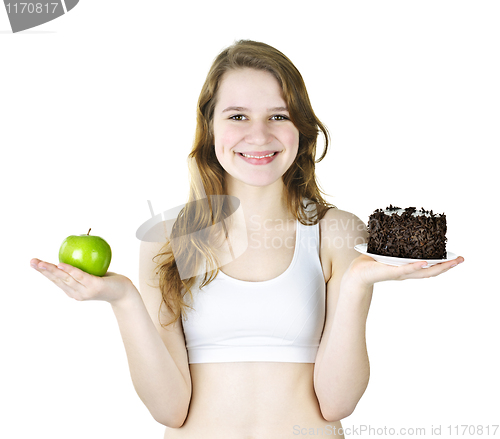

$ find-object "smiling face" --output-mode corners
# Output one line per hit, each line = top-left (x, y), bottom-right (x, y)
(212, 68), (300, 191)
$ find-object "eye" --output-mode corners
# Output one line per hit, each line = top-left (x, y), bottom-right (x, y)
(270, 114), (289, 121)
(229, 114), (247, 121)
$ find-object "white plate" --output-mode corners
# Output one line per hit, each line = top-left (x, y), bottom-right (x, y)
(354, 243), (457, 267)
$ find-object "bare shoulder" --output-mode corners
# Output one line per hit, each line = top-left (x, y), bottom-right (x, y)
(319, 207), (368, 272)
(139, 240), (191, 385)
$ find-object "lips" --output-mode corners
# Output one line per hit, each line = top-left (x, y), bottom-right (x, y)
(235, 150), (280, 158)
(235, 150), (281, 165)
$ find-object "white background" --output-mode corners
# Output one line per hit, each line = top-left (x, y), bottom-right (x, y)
(1, 1), (498, 438)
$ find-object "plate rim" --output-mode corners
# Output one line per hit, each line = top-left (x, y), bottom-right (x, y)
(354, 243), (456, 266)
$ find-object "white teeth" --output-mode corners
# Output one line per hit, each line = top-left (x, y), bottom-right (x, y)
(241, 152), (276, 159)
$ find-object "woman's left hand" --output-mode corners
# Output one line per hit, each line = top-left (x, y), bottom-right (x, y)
(345, 254), (465, 289)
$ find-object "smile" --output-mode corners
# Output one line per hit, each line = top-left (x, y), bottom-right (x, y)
(235, 150), (281, 166)
(240, 152), (277, 159)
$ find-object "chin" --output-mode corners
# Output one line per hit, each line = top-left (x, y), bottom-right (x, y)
(226, 172), (282, 189)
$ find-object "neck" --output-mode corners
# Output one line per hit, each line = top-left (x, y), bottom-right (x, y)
(225, 178), (294, 230)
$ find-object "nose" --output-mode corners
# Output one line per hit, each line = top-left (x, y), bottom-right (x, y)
(245, 120), (273, 146)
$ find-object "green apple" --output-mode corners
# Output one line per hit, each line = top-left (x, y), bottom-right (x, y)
(59, 228), (112, 276)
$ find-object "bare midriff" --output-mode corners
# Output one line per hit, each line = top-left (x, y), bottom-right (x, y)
(163, 362), (344, 439)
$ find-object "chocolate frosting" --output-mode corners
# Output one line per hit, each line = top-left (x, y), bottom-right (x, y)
(367, 205), (447, 259)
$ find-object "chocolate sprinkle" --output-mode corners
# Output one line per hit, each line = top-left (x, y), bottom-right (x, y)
(367, 205), (447, 259)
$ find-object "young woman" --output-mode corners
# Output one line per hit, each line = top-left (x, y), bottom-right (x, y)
(31, 40), (464, 438)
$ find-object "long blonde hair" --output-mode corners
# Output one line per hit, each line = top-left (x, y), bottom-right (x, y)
(154, 40), (335, 326)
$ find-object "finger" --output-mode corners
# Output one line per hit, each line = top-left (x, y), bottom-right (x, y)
(392, 261), (428, 280)
(32, 260), (85, 299)
(30, 258), (51, 271)
(31, 258), (56, 271)
(406, 257), (463, 279)
(56, 262), (88, 285)
(427, 256), (465, 274)
(55, 263), (104, 301)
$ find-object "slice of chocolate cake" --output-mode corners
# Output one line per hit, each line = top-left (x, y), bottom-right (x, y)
(367, 205), (447, 259)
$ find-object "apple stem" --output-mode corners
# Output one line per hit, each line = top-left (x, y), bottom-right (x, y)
(87, 228), (91, 235)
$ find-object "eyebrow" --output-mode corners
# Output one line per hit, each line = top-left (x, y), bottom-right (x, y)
(221, 106), (289, 113)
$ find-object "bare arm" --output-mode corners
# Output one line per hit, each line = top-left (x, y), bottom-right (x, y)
(111, 281), (191, 427)
(313, 209), (464, 421)
(314, 270), (373, 421)
(30, 239), (192, 428)
(314, 209), (371, 421)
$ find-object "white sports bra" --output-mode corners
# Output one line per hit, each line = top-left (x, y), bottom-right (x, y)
(181, 201), (327, 364)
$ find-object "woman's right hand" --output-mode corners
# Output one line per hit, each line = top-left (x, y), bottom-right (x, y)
(30, 258), (136, 304)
